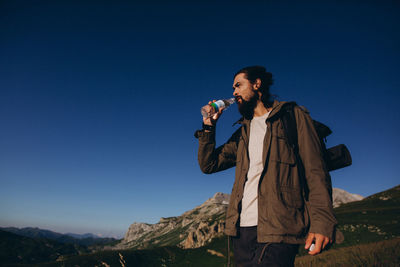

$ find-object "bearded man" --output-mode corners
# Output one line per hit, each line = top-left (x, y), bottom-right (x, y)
(195, 66), (337, 266)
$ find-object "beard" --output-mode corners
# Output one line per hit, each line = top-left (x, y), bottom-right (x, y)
(237, 93), (259, 120)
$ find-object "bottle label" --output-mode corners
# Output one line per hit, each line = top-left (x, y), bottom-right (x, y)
(210, 100), (225, 112)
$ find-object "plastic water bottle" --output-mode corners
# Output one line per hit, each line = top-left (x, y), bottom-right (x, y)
(201, 98), (236, 118)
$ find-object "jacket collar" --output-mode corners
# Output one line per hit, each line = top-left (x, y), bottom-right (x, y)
(233, 100), (295, 126)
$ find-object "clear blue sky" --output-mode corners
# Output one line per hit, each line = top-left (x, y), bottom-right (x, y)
(1, 0), (399, 238)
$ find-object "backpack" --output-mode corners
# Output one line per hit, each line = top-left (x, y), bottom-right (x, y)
(280, 103), (352, 173)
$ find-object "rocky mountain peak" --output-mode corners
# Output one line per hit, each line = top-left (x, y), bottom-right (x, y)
(333, 188), (364, 208)
(202, 192), (230, 206)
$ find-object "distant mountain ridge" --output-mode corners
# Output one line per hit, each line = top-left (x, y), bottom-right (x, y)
(0, 229), (83, 265)
(0, 227), (118, 247)
(65, 232), (101, 239)
(1, 227), (66, 240)
(114, 188), (363, 250)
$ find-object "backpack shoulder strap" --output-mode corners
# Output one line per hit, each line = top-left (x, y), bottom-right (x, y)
(280, 103), (298, 152)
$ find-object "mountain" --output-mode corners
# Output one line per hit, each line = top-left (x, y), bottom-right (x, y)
(332, 188), (364, 207)
(0, 228), (119, 265)
(1, 227), (66, 240)
(65, 233), (100, 239)
(0, 229), (83, 265)
(0, 227), (118, 247)
(114, 192), (229, 250)
(114, 188), (362, 250)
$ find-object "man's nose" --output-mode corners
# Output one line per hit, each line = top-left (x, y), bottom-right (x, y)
(233, 88), (238, 96)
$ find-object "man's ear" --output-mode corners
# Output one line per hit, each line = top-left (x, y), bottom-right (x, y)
(253, 78), (261, 91)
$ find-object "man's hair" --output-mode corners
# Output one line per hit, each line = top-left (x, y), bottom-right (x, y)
(234, 66), (274, 107)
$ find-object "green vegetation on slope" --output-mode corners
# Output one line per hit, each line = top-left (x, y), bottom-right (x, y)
(0, 230), (83, 265)
(333, 185), (400, 248)
(31, 237), (400, 267)
(295, 238), (400, 267)
(38, 238), (229, 267)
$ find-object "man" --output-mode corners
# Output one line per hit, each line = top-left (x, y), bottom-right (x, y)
(195, 66), (337, 266)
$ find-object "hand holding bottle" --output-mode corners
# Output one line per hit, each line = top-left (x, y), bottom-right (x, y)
(201, 98), (235, 126)
(203, 100), (224, 126)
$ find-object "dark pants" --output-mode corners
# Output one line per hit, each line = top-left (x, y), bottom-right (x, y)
(232, 226), (299, 267)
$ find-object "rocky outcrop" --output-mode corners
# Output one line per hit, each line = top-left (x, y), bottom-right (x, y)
(114, 193), (229, 250)
(123, 223), (152, 242)
(183, 220), (225, 249)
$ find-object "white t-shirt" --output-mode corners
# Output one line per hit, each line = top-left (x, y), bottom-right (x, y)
(240, 111), (271, 227)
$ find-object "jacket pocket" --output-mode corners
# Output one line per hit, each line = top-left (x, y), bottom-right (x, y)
(270, 136), (295, 165)
(280, 186), (303, 209)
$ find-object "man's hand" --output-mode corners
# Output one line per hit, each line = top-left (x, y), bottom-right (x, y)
(305, 232), (332, 255)
(203, 100), (223, 127)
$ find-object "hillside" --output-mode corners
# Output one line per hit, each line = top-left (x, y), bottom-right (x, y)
(35, 237), (230, 267)
(295, 238), (400, 267)
(0, 228), (119, 266)
(333, 184), (400, 247)
(0, 229), (83, 265)
(32, 236), (400, 267)
(114, 192), (229, 250)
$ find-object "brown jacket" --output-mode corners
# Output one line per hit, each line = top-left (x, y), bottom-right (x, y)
(196, 100), (337, 244)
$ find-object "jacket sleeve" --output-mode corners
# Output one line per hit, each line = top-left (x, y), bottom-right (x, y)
(195, 127), (241, 174)
(294, 107), (337, 239)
